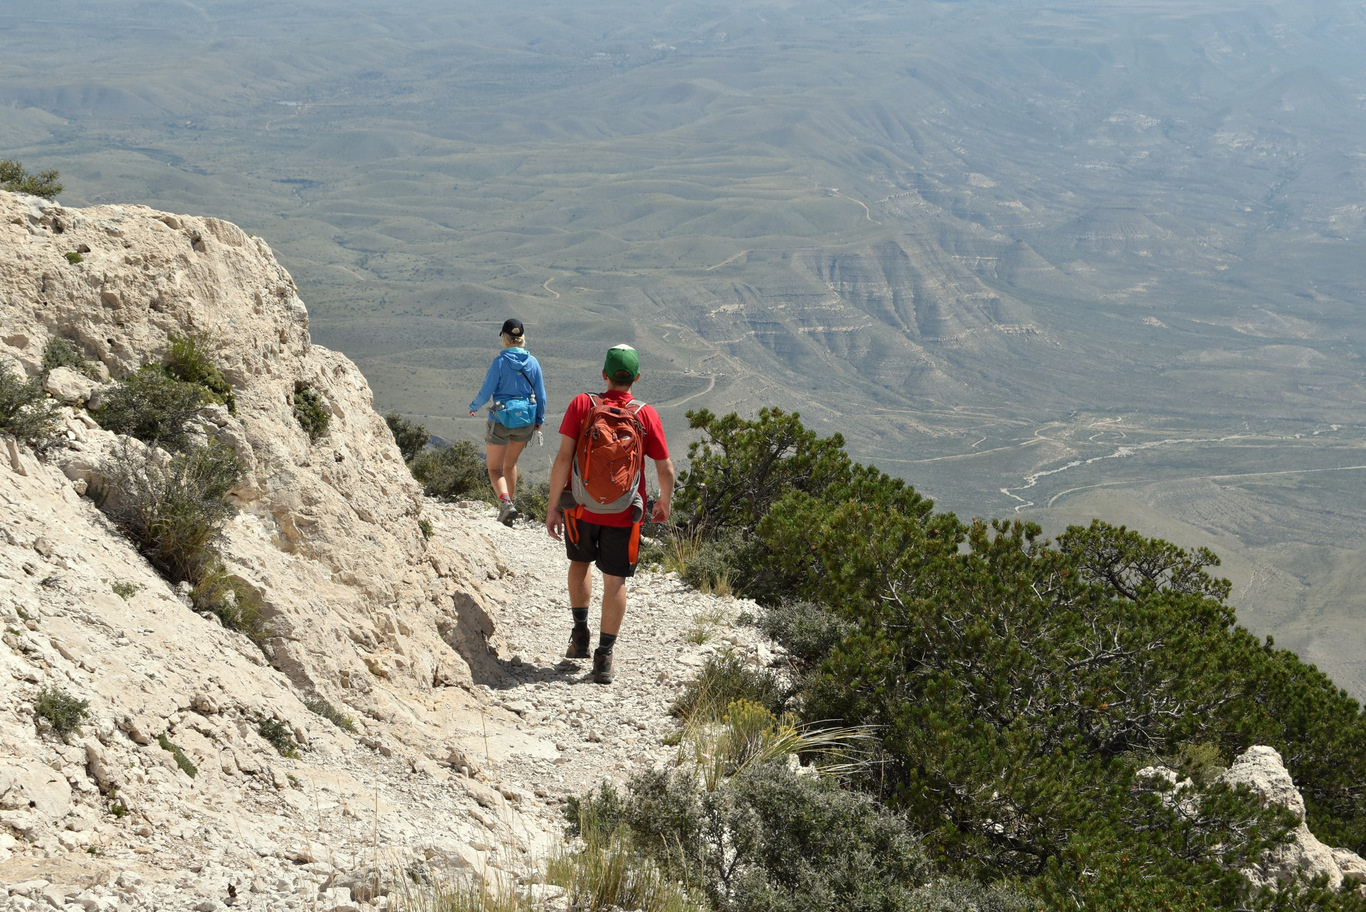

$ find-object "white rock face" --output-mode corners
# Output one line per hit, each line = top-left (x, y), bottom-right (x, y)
(1221, 745), (1366, 892)
(0, 190), (523, 902)
(2, 190), (506, 702)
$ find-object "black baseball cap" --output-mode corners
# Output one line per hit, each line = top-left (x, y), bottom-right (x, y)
(500, 318), (524, 338)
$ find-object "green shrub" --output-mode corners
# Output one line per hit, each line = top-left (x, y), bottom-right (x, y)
(1, 159), (62, 198)
(0, 361), (61, 448)
(157, 733), (198, 778)
(34, 686), (90, 742)
(99, 439), (245, 584)
(190, 564), (271, 642)
(755, 600), (851, 670)
(670, 651), (788, 724)
(95, 366), (210, 449)
(385, 412), (429, 462)
(165, 333), (236, 414)
(304, 695), (356, 733)
(547, 814), (704, 912)
(514, 480), (550, 522)
(110, 580), (140, 600)
(566, 763), (950, 912)
(651, 522), (794, 604)
(418, 518), (434, 539)
(42, 337), (100, 379)
(678, 528), (749, 595)
(292, 381), (330, 441)
(675, 407), (852, 539)
(766, 493), (1327, 901)
(905, 877), (1034, 912)
(258, 718), (300, 758)
(663, 409), (1366, 906)
(409, 439), (487, 501)
(64, 251), (83, 264)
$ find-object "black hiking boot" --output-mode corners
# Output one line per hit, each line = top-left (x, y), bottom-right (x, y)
(565, 627), (591, 660)
(592, 649), (614, 685)
(497, 500), (519, 526)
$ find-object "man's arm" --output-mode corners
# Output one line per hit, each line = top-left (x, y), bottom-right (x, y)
(545, 432), (577, 540)
(651, 457), (675, 523)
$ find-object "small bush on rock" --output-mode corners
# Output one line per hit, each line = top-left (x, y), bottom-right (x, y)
(166, 332), (236, 414)
(292, 381), (330, 441)
(258, 718), (300, 758)
(304, 696), (356, 733)
(94, 365), (210, 449)
(158, 733), (198, 778)
(385, 412), (429, 462)
(100, 439), (245, 584)
(34, 686), (90, 742)
(191, 564), (271, 642)
(41, 337), (100, 379)
(0, 361), (61, 448)
(1, 159), (62, 198)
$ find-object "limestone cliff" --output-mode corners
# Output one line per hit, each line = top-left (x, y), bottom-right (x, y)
(0, 189), (528, 895)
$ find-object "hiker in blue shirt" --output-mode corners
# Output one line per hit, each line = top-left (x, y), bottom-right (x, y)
(468, 318), (547, 525)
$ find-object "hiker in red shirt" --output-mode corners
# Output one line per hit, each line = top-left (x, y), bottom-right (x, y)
(546, 345), (674, 684)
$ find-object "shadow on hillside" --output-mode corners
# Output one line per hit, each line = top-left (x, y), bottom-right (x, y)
(445, 591), (598, 690)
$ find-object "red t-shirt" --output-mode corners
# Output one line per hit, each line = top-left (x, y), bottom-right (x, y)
(557, 390), (669, 527)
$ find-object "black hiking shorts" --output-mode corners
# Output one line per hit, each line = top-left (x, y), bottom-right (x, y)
(564, 518), (638, 578)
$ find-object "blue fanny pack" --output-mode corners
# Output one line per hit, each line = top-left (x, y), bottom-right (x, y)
(493, 397), (535, 428)
(489, 362), (536, 428)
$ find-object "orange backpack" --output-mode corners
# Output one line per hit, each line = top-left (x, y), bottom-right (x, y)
(570, 393), (647, 518)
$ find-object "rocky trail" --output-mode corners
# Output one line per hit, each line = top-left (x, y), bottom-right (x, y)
(1, 497), (769, 912)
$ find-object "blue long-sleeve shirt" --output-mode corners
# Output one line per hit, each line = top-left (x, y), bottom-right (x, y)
(469, 348), (547, 426)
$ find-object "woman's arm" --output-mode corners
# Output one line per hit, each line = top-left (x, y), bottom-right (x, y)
(468, 358), (500, 414)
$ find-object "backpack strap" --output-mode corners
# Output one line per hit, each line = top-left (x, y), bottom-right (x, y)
(628, 521), (642, 563)
(591, 392), (643, 415)
(516, 366), (535, 399)
(492, 363), (535, 407)
(564, 505), (583, 545)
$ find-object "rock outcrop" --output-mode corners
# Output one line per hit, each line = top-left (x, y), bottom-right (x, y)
(1221, 746), (1366, 892)
(2, 190), (506, 696)
(0, 189), (538, 902)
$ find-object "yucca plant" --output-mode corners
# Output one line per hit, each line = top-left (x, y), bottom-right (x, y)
(678, 698), (875, 792)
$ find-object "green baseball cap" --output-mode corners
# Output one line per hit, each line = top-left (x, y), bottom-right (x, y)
(604, 344), (640, 382)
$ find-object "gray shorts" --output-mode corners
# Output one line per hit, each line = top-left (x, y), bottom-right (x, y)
(485, 418), (535, 445)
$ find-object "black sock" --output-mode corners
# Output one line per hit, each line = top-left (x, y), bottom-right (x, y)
(572, 607), (589, 628)
(597, 633), (617, 654)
